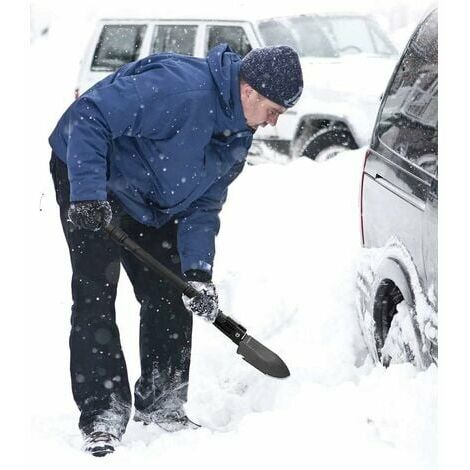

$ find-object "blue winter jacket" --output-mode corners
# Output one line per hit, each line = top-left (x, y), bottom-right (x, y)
(49, 44), (254, 276)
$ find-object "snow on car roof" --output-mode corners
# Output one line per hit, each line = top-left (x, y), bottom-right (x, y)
(99, 8), (367, 23)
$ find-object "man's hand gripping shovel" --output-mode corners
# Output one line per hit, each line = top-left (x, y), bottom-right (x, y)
(105, 224), (290, 379)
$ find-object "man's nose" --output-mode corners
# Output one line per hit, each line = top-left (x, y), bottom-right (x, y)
(268, 115), (279, 126)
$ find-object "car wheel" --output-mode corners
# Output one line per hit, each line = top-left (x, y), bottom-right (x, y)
(301, 127), (357, 162)
(356, 245), (436, 369)
(372, 279), (422, 367)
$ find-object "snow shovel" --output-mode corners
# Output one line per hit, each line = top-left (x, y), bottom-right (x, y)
(104, 224), (290, 379)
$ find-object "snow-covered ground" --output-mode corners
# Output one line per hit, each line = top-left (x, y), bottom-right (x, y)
(29, 147), (438, 469)
(24, 2), (437, 468)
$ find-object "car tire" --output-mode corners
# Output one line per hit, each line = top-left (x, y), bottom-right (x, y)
(356, 242), (437, 369)
(301, 127), (358, 162)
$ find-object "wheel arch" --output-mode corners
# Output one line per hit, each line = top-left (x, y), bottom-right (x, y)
(373, 256), (414, 307)
(356, 237), (437, 368)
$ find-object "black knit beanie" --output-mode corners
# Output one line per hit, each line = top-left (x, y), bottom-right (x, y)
(240, 46), (303, 108)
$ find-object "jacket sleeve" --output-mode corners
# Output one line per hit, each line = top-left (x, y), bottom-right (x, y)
(65, 75), (198, 201)
(177, 160), (245, 277)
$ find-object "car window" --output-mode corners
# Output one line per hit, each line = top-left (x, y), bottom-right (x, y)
(319, 17), (375, 54)
(259, 18), (334, 57)
(317, 17), (396, 56)
(258, 16), (396, 58)
(376, 11), (438, 176)
(206, 25), (252, 57)
(258, 20), (302, 51)
(152, 25), (197, 56)
(92, 24), (147, 71)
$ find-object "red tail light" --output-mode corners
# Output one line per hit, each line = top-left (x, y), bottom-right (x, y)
(360, 148), (371, 246)
(74, 88), (80, 100)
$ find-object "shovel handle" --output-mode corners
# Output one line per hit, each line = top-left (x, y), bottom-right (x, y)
(104, 224), (199, 298)
(104, 224), (247, 345)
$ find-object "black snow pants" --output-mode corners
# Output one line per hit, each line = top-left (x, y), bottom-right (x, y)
(49, 152), (193, 438)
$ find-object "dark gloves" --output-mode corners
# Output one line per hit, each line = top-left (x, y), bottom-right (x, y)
(182, 270), (219, 322)
(68, 200), (112, 231)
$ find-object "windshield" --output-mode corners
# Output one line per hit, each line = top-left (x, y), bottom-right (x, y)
(258, 15), (397, 58)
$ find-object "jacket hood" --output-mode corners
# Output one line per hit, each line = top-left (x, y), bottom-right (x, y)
(207, 44), (249, 132)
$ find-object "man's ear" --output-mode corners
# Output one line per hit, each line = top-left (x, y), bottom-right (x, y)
(240, 82), (253, 99)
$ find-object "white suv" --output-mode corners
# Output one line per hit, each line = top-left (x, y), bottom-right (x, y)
(76, 14), (398, 161)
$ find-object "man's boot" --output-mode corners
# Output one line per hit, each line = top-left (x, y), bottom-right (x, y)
(83, 431), (120, 457)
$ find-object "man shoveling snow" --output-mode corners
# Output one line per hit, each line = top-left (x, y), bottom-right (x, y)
(48, 43), (303, 456)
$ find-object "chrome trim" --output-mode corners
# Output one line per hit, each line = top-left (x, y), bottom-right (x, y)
(374, 175), (426, 211)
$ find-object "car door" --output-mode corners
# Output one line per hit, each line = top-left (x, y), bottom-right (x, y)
(362, 10), (438, 281)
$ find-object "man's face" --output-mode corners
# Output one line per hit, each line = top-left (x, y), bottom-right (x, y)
(240, 83), (287, 131)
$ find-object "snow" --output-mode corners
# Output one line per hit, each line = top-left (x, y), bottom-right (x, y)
(25, 2), (437, 469)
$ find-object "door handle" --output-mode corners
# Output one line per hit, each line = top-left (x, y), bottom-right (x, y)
(374, 174), (426, 211)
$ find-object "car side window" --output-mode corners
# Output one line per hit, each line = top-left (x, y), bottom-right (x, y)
(376, 12), (438, 176)
(92, 24), (147, 71)
(206, 25), (252, 57)
(152, 25), (198, 56)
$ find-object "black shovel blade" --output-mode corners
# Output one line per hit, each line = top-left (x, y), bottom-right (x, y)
(237, 335), (290, 378)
